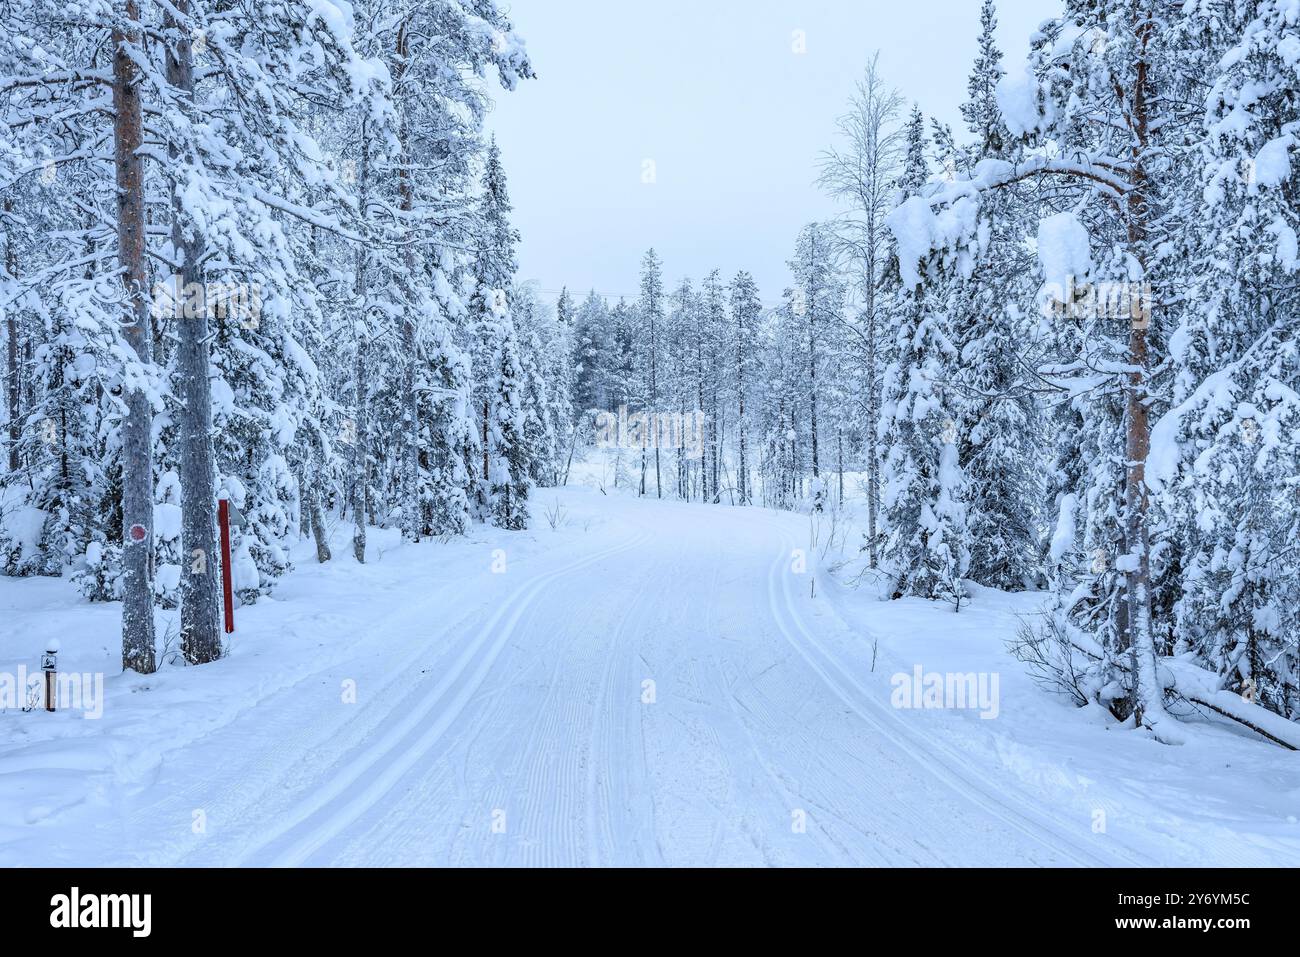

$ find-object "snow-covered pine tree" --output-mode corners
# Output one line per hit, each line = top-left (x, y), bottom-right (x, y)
(637, 250), (666, 498)
(788, 223), (842, 512)
(729, 271), (762, 506)
(665, 276), (696, 500)
(895, 2), (1209, 737)
(150, 0), (388, 649)
(758, 301), (803, 509)
(698, 270), (728, 503)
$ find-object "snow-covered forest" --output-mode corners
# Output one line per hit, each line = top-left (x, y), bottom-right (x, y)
(557, 0), (1300, 745)
(1, 0), (1299, 870)
(0, 0), (567, 663)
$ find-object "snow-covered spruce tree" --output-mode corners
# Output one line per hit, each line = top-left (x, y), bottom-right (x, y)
(878, 107), (970, 606)
(758, 296), (805, 509)
(542, 287), (578, 486)
(0, 183), (46, 575)
(487, 315), (530, 530)
(788, 223), (842, 512)
(948, 0), (1044, 591)
(468, 138), (516, 516)
(286, 203), (339, 566)
(866, 104), (930, 566)
(534, 285), (576, 486)
(2, 196), (19, 479)
(419, 303), (476, 538)
(572, 290), (611, 415)
(691, 274), (714, 501)
(682, 273), (713, 503)
(556, 288), (575, 332)
(664, 276), (696, 500)
(702, 270), (730, 503)
(1, 298), (107, 578)
(730, 271), (762, 506)
(961, 0), (1011, 160)
(512, 284), (563, 487)
(1148, 1), (1300, 720)
(637, 250), (666, 498)
(818, 302), (857, 509)
(604, 297), (641, 493)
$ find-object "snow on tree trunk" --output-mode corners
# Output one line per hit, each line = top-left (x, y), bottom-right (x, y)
(113, 0), (156, 674)
(4, 196), (18, 474)
(164, 1), (222, 665)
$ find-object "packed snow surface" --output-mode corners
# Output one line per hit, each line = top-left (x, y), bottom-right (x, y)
(1, 487), (1297, 867)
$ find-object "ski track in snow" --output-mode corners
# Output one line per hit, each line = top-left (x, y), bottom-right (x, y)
(755, 513), (1141, 867)
(236, 529), (651, 867)
(6, 490), (1295, 867)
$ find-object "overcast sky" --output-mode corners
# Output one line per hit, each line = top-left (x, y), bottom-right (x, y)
(486, 0), (1050, 306)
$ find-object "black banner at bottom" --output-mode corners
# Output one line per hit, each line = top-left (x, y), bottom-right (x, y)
(0, 867), (1282, 943)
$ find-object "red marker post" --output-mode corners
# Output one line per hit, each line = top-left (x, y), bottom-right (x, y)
(218, 498), (235, 634)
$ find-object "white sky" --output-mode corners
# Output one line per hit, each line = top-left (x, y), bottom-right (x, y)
(486, 0), (1051, 306)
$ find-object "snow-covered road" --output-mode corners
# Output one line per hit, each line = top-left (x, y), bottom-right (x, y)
(4, 489), (1297, 867)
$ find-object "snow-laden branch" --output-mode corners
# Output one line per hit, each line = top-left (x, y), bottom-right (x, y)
(887, 154), (1133, 289)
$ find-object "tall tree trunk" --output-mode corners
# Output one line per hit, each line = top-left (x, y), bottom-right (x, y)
(865, 295), (881, 567)
(4, 197), (19, 473)
(809, 298), (820, 486)
(308, 441), (332, 564)
(737, 339), (748, 506)
(650, 315), (660, 499)
(114, 0), (156, 674)
(1122, 11), (1172, 737)
(696, 363), (707, 503)
(351, 121), (372, 564)
(713, 407), (723, 504)
(297, 466), (311, 538)
(482, 400), (490, 484)
(837, 429), (845, 506)
(166, 1), (222, 666)
(396, 26), (421, 543)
